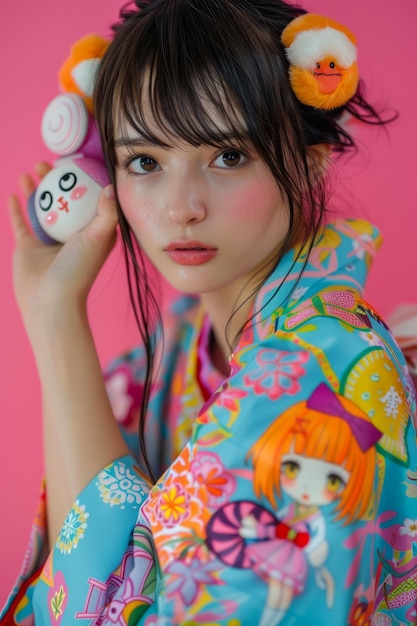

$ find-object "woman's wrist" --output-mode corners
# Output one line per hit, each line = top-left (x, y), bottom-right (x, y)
(24, 297), (90, 373)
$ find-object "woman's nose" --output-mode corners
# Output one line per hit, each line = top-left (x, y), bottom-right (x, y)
(165, 171), (207, 226)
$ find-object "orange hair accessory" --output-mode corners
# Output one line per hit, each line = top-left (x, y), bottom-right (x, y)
(281, 14), (359, 110)
(58, 34), (109, 113)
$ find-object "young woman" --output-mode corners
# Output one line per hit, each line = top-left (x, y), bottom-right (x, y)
(2, 0), (416, 624)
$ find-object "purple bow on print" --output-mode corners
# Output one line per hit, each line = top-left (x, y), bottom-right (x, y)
(307, 383), (382, 452)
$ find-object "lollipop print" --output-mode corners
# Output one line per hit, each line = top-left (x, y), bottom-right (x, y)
(206, 500), (276, 568)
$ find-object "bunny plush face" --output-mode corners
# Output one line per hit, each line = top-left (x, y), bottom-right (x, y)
(34, 159), (102, 243)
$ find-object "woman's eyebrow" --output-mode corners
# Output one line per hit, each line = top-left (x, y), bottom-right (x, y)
(114, 130), (252, 150)
(114, 136), (159, 149)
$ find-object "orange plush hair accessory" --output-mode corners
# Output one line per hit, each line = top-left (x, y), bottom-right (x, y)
(58, 34), (109, 113)
(281, 14), (359, 110)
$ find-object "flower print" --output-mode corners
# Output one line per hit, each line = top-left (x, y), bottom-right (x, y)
(105, 364), (144, 427)
(399, 518), (417, 537)
(48, 572), (68, 623)
(216, 387), (247, 413)
(243, 349), (309, 400)
(359, 331), (385, 349)
(205, 384), (248, 429)
(156, 483), (190, 527)
(105, 370), (134, 423)
(190, 451), (236, 508)
(144, 446), (216, 567)
(56, 501), (89, 555)
(165, 559), (220, 606)
(351, 234), (374, 260)
(97, 461), (149, 509)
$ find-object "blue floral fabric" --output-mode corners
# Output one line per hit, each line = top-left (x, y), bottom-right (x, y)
(2, 219), (417, 625)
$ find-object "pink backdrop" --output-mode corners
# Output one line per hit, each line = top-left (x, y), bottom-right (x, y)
(1, 0), (416, 604)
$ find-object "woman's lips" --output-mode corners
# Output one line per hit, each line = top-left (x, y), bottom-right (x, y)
(165, 242), (217, 265)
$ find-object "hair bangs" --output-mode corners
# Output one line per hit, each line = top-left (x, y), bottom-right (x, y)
(98, 0), (292, 166)
(117, 58), (253, 155)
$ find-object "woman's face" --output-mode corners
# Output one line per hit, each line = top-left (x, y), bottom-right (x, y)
(114, 112), (291, 302)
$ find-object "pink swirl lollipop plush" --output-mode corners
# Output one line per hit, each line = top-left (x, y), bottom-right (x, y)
(29, 34), (110, 244)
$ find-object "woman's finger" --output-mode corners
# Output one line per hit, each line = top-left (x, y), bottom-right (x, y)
(79, 185), (118, 245)
(8, 194), (32, 243)
(18, 173), (37, 199)
(35, 161), (52, 179)
(18, 163), (52, 201)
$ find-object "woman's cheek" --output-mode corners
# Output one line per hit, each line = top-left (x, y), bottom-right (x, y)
(117, 185), (154, 226)
(224, 185), (269, 220)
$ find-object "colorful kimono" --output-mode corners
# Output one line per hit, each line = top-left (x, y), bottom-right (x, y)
(2, 218), (417, 626)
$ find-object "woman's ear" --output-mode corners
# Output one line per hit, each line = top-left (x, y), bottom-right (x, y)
(308, 143), (332, 182)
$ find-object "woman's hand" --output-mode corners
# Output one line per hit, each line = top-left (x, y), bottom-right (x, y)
(9, 161), (118, 334)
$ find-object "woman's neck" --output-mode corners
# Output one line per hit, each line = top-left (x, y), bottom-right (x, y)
(198, 222), (309, 376)
(200, 288), (255, 376)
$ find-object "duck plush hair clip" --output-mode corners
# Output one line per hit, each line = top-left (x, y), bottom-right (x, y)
(281, 13), (359, 110)
(28, 34), (110, 244)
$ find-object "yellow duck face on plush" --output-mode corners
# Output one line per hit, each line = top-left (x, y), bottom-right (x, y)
(281, 14), (359, 110)
(314, 57), (343, 94)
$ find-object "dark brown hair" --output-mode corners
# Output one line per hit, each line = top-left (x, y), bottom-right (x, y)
(94, 0), (392, 479)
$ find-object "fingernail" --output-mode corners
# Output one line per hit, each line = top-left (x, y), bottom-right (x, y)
(104, 184), (115, 200)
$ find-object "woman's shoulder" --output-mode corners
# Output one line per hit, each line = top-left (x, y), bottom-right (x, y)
(243, 281), (414, 412)
(231, 214), (415, 447)
(245, 217), (405, 385)
(253, 217), (383, 327)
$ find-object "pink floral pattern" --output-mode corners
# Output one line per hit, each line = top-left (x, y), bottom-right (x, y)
(243, 349), (309, 399)
(190, 451), (236, 508)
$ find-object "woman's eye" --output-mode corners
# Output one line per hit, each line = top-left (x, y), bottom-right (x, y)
(129, 156), (161, 174)
(59, 172), (77, 192)
(281, 461), (300, 479)
(212, 150), (246, 168)
(39, 191), (53, 211)
(326, 474), (345, 493)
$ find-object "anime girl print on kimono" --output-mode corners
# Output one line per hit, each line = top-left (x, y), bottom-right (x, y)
(204, 382), (382, 626)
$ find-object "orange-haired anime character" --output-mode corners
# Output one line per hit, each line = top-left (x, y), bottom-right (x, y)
(240, 383), (382, 626)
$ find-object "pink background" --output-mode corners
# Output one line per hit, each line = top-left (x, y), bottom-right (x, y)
(1, 0), (415, 604)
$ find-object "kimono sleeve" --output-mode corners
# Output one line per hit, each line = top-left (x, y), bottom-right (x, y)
(1, 455), (152, 625)
(140, 322), (417, 626)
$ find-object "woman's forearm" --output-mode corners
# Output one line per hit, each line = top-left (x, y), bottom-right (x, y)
(34, 303), (129, 541)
